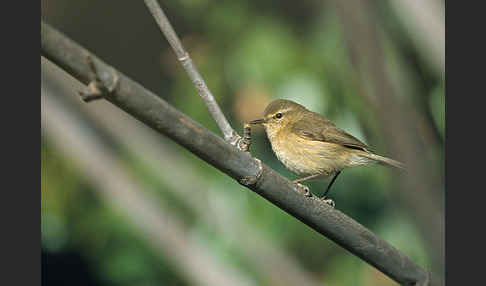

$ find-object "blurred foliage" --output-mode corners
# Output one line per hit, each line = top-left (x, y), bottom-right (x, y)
(42, 0), (443, 285)
(42, 140), (190, 286)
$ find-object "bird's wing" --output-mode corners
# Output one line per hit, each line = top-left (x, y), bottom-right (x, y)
(291, 113), (372, 152)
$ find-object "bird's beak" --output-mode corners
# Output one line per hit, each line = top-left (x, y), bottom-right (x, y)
(249, 118), (265, 125)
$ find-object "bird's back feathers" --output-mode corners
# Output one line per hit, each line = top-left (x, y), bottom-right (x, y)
(290, 112), (405, 170)
(290, 112), (372, 153)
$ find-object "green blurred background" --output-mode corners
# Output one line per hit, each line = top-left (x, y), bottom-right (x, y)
(41, 0), (444, 285)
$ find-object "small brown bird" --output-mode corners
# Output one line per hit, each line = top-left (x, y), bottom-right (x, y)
(249, 99), (404, 205)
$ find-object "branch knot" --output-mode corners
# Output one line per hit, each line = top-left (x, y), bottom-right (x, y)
(78, 56), (119, 102)
(238, 158), (263, 187)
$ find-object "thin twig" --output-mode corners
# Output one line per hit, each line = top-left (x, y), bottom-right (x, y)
(143, 0), (239, 144)
(41, 21), (437, 285)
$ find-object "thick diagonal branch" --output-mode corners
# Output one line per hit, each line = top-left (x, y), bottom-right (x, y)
(143, 0), (239, 143)
(41, 21), (436, 285)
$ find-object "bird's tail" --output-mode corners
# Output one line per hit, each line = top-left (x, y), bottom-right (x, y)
(363, 153), (406, 170)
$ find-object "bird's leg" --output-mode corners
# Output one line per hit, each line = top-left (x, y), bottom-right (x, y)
(317, 171), (341, 207)
(322, 171), (341, 198)
(293, 173), (323, 183)
(292, 174), (322, 197)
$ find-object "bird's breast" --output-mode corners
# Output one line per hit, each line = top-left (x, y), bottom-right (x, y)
(269, 132), (347, 177)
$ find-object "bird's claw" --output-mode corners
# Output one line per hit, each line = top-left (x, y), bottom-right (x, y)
(295, 183), (312, 197)
(238, 123), (252, 152)
(320, 197), (335, 208)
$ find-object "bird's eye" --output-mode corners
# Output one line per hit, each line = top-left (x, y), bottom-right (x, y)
(275, 113), (283, 119)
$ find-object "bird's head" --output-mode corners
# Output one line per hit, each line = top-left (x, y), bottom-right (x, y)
(249, 99), (307, 139)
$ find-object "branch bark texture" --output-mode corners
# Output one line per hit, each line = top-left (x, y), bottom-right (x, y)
(41, 21), (435, 285)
